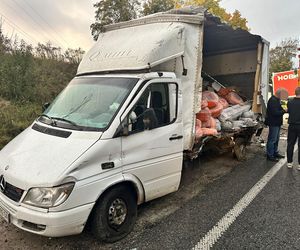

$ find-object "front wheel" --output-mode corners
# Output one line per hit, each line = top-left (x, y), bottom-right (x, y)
(91, 185), (137, 242)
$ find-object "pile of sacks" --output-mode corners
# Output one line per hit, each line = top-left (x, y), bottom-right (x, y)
(196, 88), (252, 138)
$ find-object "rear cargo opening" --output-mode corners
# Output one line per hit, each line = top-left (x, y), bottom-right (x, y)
(202, 13), (263, 100)
(190, 12), (269, 158)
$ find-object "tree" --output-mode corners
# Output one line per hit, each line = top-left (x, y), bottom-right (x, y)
(269, 38), (299, 82)
(229, 10), (248, 31)
(0, 25), (11, 54)
(64, 48), (85, 65)
(142, 0), (176, 16)
(35, 42), (62, 61)
(90, 0), (249, 41)
(182, 0), (249, 30)
(90, 0), (140, 41)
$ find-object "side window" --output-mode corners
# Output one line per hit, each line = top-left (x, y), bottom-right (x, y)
(126, 82), (178, 134)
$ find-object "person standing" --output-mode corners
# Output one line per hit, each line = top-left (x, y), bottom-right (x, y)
(286, 87), (300, 169)
(265, 88), (288, 162)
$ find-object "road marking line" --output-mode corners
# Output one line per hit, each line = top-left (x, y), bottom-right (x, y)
(193, 151), (294, 250)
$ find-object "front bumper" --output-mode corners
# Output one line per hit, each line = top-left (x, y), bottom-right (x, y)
(0, 193), (94, 237)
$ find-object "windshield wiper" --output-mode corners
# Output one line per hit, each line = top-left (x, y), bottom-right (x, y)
(40, 114), (82, 130)
(62, 94), (92, 119)
(40, 114), (56, 126)
(51, 117), (81, 129)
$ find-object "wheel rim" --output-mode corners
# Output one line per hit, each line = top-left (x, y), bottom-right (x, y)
(108, 198), (127, 227)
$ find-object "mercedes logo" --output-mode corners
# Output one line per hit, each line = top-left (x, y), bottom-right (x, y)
(0, 175), (6, 192)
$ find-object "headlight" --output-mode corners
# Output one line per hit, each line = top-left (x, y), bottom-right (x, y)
(23, 182), (75, 208)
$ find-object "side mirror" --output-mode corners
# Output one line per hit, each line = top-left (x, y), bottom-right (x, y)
(42, 102), (50, 112)
(121, 125), (129, 136)
(115, 122), (129, 137)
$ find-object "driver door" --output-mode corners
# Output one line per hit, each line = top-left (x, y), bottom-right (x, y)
(120, 79), (183, 201)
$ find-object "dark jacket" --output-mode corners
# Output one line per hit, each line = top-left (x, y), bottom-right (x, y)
(265, 95), (285, 126)
(288, 98), (300, 125)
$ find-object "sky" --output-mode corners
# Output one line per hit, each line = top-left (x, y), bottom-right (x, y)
(220, 0), (300, 47)
(0, 0), (96, 51)
(0, 0), (299, 52)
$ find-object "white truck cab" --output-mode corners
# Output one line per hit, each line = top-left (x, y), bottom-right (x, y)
(0, 7), (269, 242)
(0, 72), (184, 241)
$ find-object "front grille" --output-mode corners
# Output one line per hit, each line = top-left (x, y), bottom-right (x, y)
(2, 182), (24, 202)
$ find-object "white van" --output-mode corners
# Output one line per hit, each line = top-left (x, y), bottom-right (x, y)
(0, 8), (269, 242)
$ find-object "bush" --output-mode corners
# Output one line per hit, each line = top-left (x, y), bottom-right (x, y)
(0, 100), (41, 149)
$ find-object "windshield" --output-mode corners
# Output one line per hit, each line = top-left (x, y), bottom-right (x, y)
(40, 77), (138, 131)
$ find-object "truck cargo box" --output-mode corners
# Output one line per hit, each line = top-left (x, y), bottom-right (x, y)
(78, 7), (269, 151)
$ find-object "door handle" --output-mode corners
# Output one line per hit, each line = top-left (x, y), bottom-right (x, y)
(169, 135), (183, 141)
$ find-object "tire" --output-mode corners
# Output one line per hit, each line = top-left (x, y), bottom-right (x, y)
(91, 185), (137, 243)
(233, 137), (247, 161)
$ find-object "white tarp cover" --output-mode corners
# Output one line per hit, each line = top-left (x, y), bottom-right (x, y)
(77, 23), (185, 74)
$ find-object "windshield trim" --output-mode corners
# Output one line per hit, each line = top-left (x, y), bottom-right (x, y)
(38, 77), (139, 132)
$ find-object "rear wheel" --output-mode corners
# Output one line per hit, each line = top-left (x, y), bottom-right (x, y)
(233, 137), (247, 161)
(91, 185), (137, 242)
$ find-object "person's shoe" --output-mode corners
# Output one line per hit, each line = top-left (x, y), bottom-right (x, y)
(297, 165), (300, 171)
(287, 163), (293, 169)
(275, 153), (285, 159)
(267, 156), (279, 162)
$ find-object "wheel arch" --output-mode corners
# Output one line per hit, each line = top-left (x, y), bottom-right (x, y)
(94, 174), (145, 206)
(86, 174), (145, 228)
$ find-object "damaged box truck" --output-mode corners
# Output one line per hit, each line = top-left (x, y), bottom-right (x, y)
(0, 7), (269, 242)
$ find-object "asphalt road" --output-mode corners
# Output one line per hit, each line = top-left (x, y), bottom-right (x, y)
(1, 136), (298, 250)
(118, 151), (290, 249)
(113, 137), (299, 250)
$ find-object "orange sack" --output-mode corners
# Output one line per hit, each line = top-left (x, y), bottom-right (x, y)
(196, 108), (211, 122)
(201, 118), (211, 128)
(202, 117), (217, 129)
(196, 119), (202, 128)
(217, 88), (231, 97)
(202, 91), (219, 102)
(210, 117), (216, 129)
(201, 100), (208, 109)
(209, 102), (223, 118)
(219, 97), (229, 109)
(201, 128), (218, 136)
(225, 91), (243, 105)
(195, 127), (203, 138)
(195, 119), (203, 138)
(207, 100), (218, 108)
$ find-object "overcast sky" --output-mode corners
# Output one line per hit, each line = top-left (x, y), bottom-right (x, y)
(0, 0), (299, 52)
(220, 0), (300, 47)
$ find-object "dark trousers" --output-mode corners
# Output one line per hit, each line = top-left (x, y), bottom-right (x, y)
(287, 124), (300, 164)
(266, 126), (281, 158)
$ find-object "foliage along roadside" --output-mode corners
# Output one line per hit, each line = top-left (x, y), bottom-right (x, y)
(0, 27), (82, 149)
(0, 100), (40, 149)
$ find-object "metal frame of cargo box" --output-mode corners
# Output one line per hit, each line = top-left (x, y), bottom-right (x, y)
(185, 121), (263, 160)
